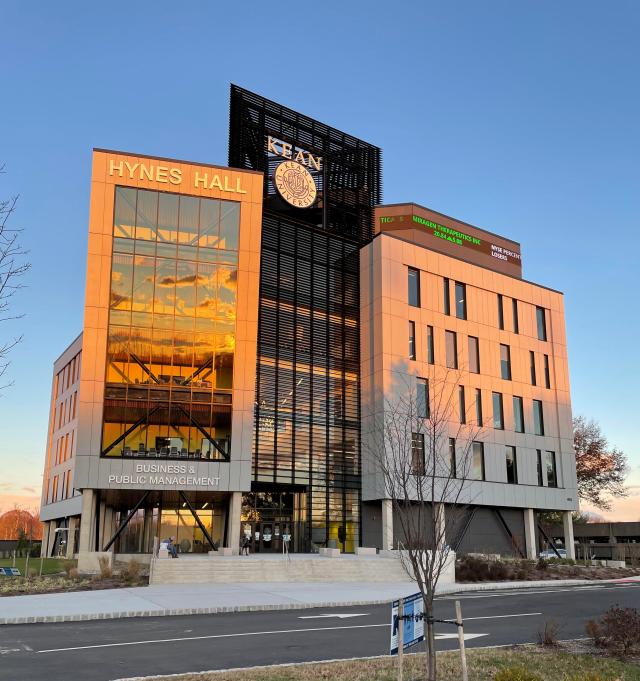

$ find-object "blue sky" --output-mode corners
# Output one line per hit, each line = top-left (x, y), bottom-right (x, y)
(1, 1), (638, 518)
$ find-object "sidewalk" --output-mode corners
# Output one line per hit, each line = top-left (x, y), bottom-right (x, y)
(2, 575), (639, 625)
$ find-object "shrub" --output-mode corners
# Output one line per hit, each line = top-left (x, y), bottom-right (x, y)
(536, 557), (548, 571)
(62, 559), (76, 576)
(68, 567), (79, 579)
(494, 666), (543, 681)
(121, 559), (142, 583)
(563, 674), (606, 681)
(537, 619), (560, 646)
(598, 605), (640, 655)
(97, 556), (112, 579)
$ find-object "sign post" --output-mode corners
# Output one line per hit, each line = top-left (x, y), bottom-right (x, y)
(391, 592), (425, 681)
(455, 600), (468, 681)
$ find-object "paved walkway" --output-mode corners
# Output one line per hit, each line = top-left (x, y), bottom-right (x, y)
(2, 576), (639, 625)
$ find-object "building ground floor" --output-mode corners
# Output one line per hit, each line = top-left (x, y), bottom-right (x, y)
(41, 488), (577, 562)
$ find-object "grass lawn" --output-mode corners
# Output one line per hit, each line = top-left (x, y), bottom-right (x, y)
(138, 647), (640, 681)
(0, 556), (70, 576)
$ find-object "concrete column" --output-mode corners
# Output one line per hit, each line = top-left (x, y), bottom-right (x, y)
(102, 507), (115, 552)
(523, 508), (537, 560)
(434, 503), (446, 553)
(142, 508), (153, 552)
(66, 517), (78, 558)
(77, 489), (96, 555)
(381, 499), (393, 550)
(563, 511), (576, 559)
(226, 492), (242, 555)
(42, 521), (53, 558)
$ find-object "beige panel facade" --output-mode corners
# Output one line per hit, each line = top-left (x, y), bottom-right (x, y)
(361, 223), (577, 513)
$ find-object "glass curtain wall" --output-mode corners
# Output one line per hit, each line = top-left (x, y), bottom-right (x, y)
(102, 187), (240, 459)
(254, 215), (361, 553)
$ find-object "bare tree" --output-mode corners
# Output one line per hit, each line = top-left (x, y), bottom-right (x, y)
(573, 416), (628, 510)
(0, 164), (29, 391)
(365, 368), (483, 681)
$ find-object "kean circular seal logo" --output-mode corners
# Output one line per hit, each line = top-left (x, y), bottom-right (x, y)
(273, 160), (317, 208)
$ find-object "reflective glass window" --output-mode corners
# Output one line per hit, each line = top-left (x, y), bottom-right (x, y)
(468, 336), (480, 373)
(505, 446), (517, 484)
(408, 267), (420, 307)
(492, 392), (504, 429)
(533, 400), (545, 435)
(513, 396), (524, 433)
(472, 442), (485, 480)
(455, 281), (467, 320)
(500, 344), (511, 380)
(445, 330), (458, 369)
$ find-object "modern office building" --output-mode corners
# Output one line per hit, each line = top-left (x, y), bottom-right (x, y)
(40, 86), (577, 564)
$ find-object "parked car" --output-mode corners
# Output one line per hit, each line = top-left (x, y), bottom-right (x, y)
(539, 548), (567, 559)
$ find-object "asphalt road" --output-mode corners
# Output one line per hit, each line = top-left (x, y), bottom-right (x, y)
(1, 581), (639, 681)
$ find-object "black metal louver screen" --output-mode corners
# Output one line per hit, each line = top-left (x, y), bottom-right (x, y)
(228, 85), (382, 551)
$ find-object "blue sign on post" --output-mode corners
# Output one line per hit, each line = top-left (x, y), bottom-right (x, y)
(390, 592), (425, 654)
(0, 567), (21, 576)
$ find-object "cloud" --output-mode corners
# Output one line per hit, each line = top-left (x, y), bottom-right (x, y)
(21, 486), (37, 494)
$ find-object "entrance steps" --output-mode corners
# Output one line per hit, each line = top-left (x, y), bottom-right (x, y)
(150, 553), (412, 585)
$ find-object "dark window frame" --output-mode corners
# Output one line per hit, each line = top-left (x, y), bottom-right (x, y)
(505, 445), (518, 484)
(410, 432), (426, 476)
(455, 281), (467, 320)
(500, 343), (512, 380)
(468, 335), (480, 374)
(497, 294), (504, 330)
(513, 395), (525, 433)
(409, 321), (416, 360)
(443, 278), (451, 316)
(536, 306), (547, 341)
(445, 330), (458, 369)
(533, 399), (545, 436)
(408, 267), (421, 308)
(512, 298), (519, 334)
(427, 325), (435, 365)
(492, 392), (504, 430)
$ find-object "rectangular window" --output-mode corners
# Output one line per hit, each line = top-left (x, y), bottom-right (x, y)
(530, 351), (537, 386)
(513, 396), (524, 433)
(546, 450), (557, 487)
(471, 442), (485, 480)
(445, 330), (458, 369)
(512, 298), (519, 334)
(492, 392), (504, 429)
(449, 438), (457, 478)
(468, 336), (480, 373)
(443, 278), (451, 316)
(455, 281), (467, 320)
(497, 294), (504, 330)
(505, 446), (518, 484)
(408, 267), (420, 307)
(533, 399), (545, 435)
(427, 326), (435, 364)
(536, 449), (544, 486)
(536, 306), (547, 341)
(544, 354), (551, 389)
(475, 388), (483, 425)
(409, 321), (416, 360)
(459, 385), (466, 424)
(411, 432), (425, 476)
(417, 378), (430, 419)
(500, 343), (511, 380)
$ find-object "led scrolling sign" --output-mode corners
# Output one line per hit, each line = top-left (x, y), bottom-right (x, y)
(380, 214), (521, 266)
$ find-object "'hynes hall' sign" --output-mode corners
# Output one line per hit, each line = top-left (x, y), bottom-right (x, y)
(108, 463), (220, 487)
(267, 136), (322, 209)
(108, 159), (248, 194)
(381, 214), (521, 266)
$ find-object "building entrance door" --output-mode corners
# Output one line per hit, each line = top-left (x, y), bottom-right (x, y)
(244, 520), (292, 553)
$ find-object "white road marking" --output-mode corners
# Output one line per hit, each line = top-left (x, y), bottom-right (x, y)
(298, 613), (369, 619)
(464, 612), (541, 621)
(435, 633), (488, 641)
(36, 623), (390, 654)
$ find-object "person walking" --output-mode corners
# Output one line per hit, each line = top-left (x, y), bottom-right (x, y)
(241, 535), (251, 555)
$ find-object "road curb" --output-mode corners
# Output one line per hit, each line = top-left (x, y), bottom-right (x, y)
(1, 576), (636, 625)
